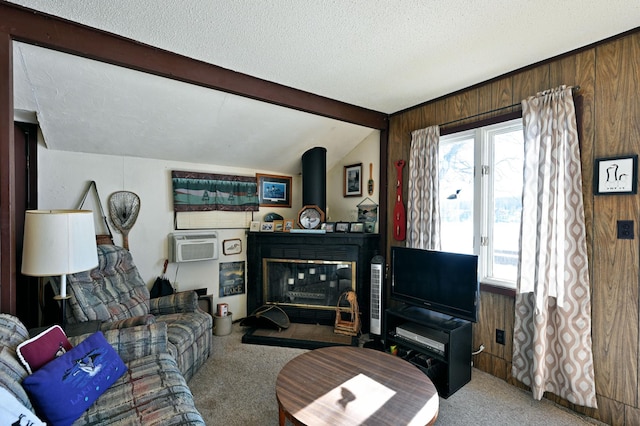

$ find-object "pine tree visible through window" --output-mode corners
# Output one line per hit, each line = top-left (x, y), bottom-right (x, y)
(439, 118), (523, 288)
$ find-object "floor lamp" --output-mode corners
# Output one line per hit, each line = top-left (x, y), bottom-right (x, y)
(21, 210), (99, 328)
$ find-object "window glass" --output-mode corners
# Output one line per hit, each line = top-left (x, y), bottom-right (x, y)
(439, 133), (474, 255)
(439, 119), (523, 288)
(488, 124), (523, 284)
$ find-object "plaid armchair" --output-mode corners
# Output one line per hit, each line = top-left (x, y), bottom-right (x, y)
(52, 244), (212, 382)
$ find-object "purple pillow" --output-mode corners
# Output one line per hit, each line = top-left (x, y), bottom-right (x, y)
(22, 331), (127, 426)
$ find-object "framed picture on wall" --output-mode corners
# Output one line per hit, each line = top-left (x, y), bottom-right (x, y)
(343, 163), (362, 197)
(594, 155), (638, 195)
(256, 173), (292, 207)
(222, 238), (242, 255)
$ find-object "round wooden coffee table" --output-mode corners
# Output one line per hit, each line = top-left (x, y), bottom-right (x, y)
(276, 346), (439, 425)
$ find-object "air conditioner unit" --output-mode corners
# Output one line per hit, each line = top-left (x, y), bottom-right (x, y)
(169, 231), (218, 263)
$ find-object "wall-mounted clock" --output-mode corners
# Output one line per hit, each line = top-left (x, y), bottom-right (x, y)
(297, 205), (325, 230)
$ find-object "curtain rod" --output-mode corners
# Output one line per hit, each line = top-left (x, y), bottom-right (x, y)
(437, 85), (581, 129)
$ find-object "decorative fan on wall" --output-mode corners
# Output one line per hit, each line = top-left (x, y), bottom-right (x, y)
(108, 191), (140, 250)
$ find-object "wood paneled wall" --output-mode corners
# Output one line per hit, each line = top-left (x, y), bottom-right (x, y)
(387, 29), (640, 425)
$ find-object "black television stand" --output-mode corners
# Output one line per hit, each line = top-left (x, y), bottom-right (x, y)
(384, 305), (472, 398)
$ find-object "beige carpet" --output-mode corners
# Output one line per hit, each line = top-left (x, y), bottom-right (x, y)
(189, 323), (604, 425)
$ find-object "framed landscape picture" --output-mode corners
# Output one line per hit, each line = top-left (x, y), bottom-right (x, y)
(256, 173), (292, 207)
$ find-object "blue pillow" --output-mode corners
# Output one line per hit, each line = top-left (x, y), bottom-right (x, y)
(22, 331), (127, 426)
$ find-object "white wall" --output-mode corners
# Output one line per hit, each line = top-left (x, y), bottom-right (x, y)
(37, 131), (379, 319)
(326, 131), (380, 231)
(37, 144), (302, 319)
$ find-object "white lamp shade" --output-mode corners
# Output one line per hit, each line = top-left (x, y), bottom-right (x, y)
(22, 210), (99, 276)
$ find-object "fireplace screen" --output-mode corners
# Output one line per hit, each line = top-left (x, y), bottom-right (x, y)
(263, 258), (356, 309)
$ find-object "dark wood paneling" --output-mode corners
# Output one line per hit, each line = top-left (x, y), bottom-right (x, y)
(473, 292), (505, 359)
(378, 129), (389, 258)
(595, 395), (626, 425)
(593, 33), (640, 408)
(511, 65), (550, 102)
(386, 117), (402, 259)
(477, 78), (514, 118)
(386, 114), (412, 255)
(418, 102), (437, 130)
(443, 89), (478, 127)
(626, 404), (640, 425)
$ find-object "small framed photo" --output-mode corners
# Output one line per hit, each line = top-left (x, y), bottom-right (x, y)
(283, 219), (294, 232)
(222, 238), (242, 255)
(349, 222), (364, 233)
(260, 222), (274, 232)
(324, 222), (335, 233)
(249, 221), (261, 232)
(343, 163), (363, 197)
(595, 155), (638, 195)
(256, 173), (292, 207)
(273, 220), (284, 232)
(335, 222), (350, 233)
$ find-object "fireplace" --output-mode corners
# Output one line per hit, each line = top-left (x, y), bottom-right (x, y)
(246, 233), (380, 333)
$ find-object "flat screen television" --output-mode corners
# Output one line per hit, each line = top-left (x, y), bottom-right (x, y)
(390, 246), (479, 322)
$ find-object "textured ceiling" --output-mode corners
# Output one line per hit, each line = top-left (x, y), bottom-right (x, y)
(7, 0), (640, 174)
(13, 42), (373, 175)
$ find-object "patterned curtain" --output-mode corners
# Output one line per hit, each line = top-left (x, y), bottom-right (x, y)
(406, 126), (440, 250)
(512, 86), (597, 408)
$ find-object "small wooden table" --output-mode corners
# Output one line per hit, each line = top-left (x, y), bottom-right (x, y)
(276, 346), (439, 425)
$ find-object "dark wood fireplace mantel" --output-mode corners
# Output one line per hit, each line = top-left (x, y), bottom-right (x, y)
(246, 232), (380, 333)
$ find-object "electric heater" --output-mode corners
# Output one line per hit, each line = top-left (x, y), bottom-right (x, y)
(370, 255), (385, 336)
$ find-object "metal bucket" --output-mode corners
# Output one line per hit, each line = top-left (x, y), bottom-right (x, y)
(214, 312), (232, 336)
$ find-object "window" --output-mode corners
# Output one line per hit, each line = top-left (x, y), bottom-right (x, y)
(439, 118), (523, 288)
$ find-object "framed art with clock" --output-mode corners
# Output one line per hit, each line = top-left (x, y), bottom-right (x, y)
(297, 205), (325, 229)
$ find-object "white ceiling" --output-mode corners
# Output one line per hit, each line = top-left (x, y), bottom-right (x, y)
(8, 0), (640, 175)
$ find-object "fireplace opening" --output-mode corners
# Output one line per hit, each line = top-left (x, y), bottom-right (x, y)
(263, 258), (356, 310)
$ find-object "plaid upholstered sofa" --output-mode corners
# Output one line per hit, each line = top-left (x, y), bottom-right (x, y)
(0, 314), (206, 424)
(52, 244), (212, 383)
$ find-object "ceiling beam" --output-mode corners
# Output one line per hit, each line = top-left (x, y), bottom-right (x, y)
(0, 1), (388, 131)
